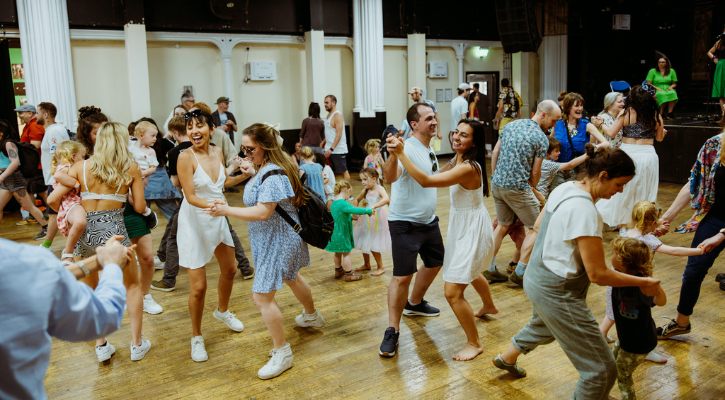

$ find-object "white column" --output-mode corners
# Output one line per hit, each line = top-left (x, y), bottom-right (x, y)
(352, 0), (385, 117)
(513, 52), (536, 117)
(305, 30), (327, 105)
(454, 43), (469, 84)
(16, 0), (78, 130)
(407, 34), (427, 101)
(124, 24), (152, 121)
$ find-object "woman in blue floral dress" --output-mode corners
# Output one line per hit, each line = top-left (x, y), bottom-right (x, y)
(205, 123), (325, 381)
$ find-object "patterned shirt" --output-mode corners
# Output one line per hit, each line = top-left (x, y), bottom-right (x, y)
(598, 112), (623, 148)
(620, 229), (663, 252)
(676, 134), (722, 233)
(492, 119), (549, 191)
(498, 87), (519, 119)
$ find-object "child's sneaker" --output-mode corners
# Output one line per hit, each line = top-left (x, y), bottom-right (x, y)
(295, 309), (325, 328)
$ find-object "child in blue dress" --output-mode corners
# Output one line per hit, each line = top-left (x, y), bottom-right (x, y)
(298, 146), (325, 200)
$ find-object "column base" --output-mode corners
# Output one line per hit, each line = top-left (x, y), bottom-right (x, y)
(350, 111), (387, 172)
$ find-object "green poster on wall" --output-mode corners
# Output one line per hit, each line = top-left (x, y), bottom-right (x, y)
(9, 48), (25, 109)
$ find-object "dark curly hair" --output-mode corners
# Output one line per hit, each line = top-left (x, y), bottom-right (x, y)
(0, 120), (20, 157)
(77, 106), (108, 155)
(624, 86), (661, 131)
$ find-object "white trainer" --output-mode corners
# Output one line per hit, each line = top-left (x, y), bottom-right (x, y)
(213, 308), (244, 332)
(154, 256), (164, 270)
(130, 338), (152, 361)
(96, 340), (116, 363)
(295, 309), (326, 328)
(191, 336), (208, 362)
(143, 294), (163, 314)
(258, 343), (293, 380)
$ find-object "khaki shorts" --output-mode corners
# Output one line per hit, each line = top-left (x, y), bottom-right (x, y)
(492, 184), (540, 228)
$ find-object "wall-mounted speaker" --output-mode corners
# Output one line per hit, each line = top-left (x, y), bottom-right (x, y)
(494, 0), (542, 53)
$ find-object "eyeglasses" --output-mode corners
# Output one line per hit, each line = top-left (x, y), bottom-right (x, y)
(429, 152), (438, 172)
(241, 146), (257, 156)
(182, 109), (203, 120)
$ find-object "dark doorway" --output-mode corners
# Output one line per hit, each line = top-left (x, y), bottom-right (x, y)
(466, 71), (499, 155)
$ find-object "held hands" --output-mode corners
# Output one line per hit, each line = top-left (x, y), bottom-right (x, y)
(697, 233), (725, 254)
(653, 218), (670, 237)
(590, 115), (603, 126)
(203, 199), (230, 217)
(386, 134), (405, 155)
(324, 149), (332, 158)
(97, 235), (136, 269)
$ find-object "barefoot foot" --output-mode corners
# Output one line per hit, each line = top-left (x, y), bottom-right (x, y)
(452, 344), (484, 361)
(371, 268), (386, 276)
(475, 305), (500, 318)
(355, 264), (372, 272)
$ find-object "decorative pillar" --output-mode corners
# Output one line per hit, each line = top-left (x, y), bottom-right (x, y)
(406, 33), (427, 98)
(124, 23), (152, 121)
(454, 43), (469, 84)
(16, 0), (78, 130)
(305, 30), (327, 105)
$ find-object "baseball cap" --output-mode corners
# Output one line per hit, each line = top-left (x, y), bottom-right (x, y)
(458, 83), (470, 90)
(14, 104), (36, 113)
(408, 87), (423, 95)
(215, 97), (231, 104)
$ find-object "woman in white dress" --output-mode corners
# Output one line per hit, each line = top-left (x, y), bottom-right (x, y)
(390, 119), (498, 361)
(176, 109), (251, 362)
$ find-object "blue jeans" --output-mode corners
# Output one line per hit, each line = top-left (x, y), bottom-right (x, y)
(677, 214), (725, 316)
(148, 198), (178, 222)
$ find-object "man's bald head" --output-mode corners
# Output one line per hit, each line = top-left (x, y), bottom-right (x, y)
(534, 99), (562, 132)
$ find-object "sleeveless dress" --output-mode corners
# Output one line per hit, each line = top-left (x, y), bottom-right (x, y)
(441, 162), (495, 284)
(177, 150), (233, 269)
(53, 163), (82, 236)
(353, 187), (392, 254)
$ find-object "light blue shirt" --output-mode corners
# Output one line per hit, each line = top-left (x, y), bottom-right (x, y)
(219, 112), (228, 125)
(0, 240), (127, 400)
(389, 136), (439, 224)
(0, 152), (9, 170)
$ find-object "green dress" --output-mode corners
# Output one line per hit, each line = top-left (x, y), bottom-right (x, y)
(646, 68), (678, 105)
(325, 199), (372, 253)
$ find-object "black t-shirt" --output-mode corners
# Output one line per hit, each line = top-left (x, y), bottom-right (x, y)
(612, 286), (656, 354)
(166, 141), (194, 177)
(708, 166), (725, 221)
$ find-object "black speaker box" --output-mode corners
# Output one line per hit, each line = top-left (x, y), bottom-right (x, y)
(495, 0), (542, 53)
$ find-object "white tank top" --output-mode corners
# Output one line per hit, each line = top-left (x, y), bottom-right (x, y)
(324, 110), (347, 155)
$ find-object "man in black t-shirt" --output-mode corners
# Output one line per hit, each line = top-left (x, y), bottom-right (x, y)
(152, 117), (254, 292)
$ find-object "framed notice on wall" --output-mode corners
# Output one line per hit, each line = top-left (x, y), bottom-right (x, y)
(436, 89), (443, 103)
(444, 89), (453, 102)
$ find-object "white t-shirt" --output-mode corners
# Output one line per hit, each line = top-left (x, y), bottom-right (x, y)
(540, 181), (603, 278)
(322, 165), (335, 197)
(388, 136), (439, 224)
(324, 110), (347, 155)
(450, 95), (468, 132)
(40, 124), (69, 185)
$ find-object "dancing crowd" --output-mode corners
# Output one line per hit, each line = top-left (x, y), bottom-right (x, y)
(2, 81), (725, 400)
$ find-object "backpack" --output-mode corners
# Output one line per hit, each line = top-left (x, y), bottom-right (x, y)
(6, 141), (45, 194)
(261, 169), (335, 249)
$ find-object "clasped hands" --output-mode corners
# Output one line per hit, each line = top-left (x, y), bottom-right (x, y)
(96, 235), (136, 269)
(386, 133), (405, 155)
(203, 199), (230, 217)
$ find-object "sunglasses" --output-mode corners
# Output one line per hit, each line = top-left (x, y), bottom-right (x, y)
(241, 146), (257, 156)
(182, 109), (203, 120)
(429, 152), (438, 172)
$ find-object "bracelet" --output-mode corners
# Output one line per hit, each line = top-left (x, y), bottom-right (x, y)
(76, 260), (90, 277)
(448, 159), (455, 166)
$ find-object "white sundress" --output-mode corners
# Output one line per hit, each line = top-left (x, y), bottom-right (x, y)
(442, 162), (495, 284)
(177, 150), (233, 269)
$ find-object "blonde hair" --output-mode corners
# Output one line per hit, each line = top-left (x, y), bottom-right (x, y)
(334, 179), (351, 195)
(365, 139), (381, 156)
(89, 122), (134, 188)
(629, 200), (662, 231)
(134, 121), (156, 139)
(300, 146), (314, 159)
(612, 237), (653, 277)
(51, 141), (85, 175)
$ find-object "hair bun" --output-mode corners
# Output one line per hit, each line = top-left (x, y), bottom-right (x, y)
(584, 142), (597, 157)
(78, 106), (102, 120)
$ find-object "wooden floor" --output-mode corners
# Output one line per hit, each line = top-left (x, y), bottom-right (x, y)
(3, 164), (725, 399)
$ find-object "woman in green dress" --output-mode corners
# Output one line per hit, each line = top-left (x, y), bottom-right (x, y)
(708, 25), (725, 116)
(646, 57), (678, 120)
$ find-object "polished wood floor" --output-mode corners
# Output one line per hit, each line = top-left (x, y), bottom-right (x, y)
(3, 165), (725, 399)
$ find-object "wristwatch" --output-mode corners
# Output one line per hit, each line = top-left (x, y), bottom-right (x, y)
(76, 260), (90, 277)
(719, 228), (725, 236)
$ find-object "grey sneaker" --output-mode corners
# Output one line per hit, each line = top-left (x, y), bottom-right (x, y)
(96, 340), (116, 363)
(295, 309), (325, 328)
(239, 265), (255, 280)
(656, 318), (691, 340)
(483, 269), (509, 283)
(493, 354), (526, 377)
(151, 280), (175, 292)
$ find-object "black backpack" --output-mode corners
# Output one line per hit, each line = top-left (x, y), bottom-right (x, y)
(261, 169), (335, 249)
(7, 141), (45, 194)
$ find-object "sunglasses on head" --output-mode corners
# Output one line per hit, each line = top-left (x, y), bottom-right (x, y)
(182, 109), (203, 120)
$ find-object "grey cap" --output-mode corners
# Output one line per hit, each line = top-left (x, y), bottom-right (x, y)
(14, 104), (36, 112)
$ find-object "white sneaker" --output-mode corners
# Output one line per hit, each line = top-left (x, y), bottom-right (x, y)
(213, 308), (244, 332)
(191, 336), (208, 362)
(154, 256), (164, 270)
(143, 294), (163, 314)
(258, 343), (293, 380)
(295, 309), (326, 328)
(96, 340), (116, 363)
(130, 338), (152, 361)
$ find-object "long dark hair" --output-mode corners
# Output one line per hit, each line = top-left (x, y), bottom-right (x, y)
(136, 117), (169, 167)
(624, 86), (660, 130)
(77, 106), (108, 155)
(450, 119), (489, 197)
(0, 120), (20, 157)
(657, 57), (672, 76)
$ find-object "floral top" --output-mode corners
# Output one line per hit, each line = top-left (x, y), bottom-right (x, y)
(498, 87), (519, 119)
(364, 155), (383, 177)
(620, 229), (662, 252)
(598, 112), (623, 148)
(676, 133), (722, 233)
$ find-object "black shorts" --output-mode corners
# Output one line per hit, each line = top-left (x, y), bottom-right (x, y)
(389, 216), (445, 276)
(46, 185), (57, 215)
(0, 169), (27, 193)
(328, 154), (348, 174)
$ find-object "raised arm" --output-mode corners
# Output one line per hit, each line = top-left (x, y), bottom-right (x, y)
(559, 153), (589, 171)
(383, 134), (403, 183)
(708, 40), (721, 59)
(398, 149), (474, 188)
(586, 123), (610, 147)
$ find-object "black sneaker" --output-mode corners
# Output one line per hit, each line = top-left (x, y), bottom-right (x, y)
(656, 318), (691, 339)
(33, 226), (48, 240)
(720, 280), (725, 291)
(715, 273), (725, 283)
(403, 299), (440, 317)
(379, 327), (399, 357)
(239, 265), (255, 280)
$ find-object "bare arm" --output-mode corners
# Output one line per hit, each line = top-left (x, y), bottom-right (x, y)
(129, 163), (147, 214)
(435, 113), (442, 140)
(579, 236), (660, 295)
(600, 114), (625, 138)
(652, 284), (667, 307)
(655, 115), (665, 142)
(170, 175), (180, 188)
(397, 149), (475, 188)
(30, 140), (41, 149)
(708, 41), (720, 59)
(559, 153), (589, 171)
(54, 166), (78, 188)
(491, 138), (502, 174)
(656, 244), (703, 257)
(0, 142), (20, 183)
(586, 123), (610, 147)
(660, 182), (691, 225)
(177, 152), (211, 209)
(383, 135), (403, 183)
(369, 186), (389, 209)
(494, 99), (503, 122)
(331, 113), (344, 150)
(529, 157), (543, 188)
(206, 200), (276, 222)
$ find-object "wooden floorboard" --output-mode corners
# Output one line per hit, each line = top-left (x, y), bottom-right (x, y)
(3, 160), (725, 399)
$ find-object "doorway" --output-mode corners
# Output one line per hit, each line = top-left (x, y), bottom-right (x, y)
(467, 71), (499, 155)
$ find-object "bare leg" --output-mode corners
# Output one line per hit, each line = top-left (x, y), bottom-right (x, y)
(667, 100), (675, 114)
(253, 291), (286, 349)
(15, 190), (47, 226)
(342, 252), (352, 272)
(501, 343), (523, 365)
(408, 265), (442, 304)
(0, 189), (13, 225)
(285, 273), (315, 314)
(675, 312), (690, 327)
(342, 171), (351, 181)
(387, 274), (413, 330)
(122, 254), (143, 346)
(188, 267), (208, 337)
(445, 282), (484, 361)
(62, 207), (87, 260)
(333, 253), (342, 269)
(519, 228), (537, 264)
(46, 215), (59, 242)
(131, 234), (155, 296)
(471, 274), (499, 317)
(214, 244), (237, 313)
(492, 223), (510, 259)
(371, 251), (385, 276)
(600, 315), (615, 337)
(356, 253), (372, 271)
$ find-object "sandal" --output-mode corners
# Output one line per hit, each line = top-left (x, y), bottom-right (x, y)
(344, 271), (363, 282)
(334, 267), (344, 279)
